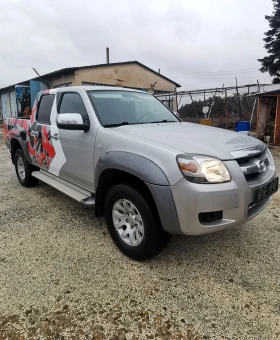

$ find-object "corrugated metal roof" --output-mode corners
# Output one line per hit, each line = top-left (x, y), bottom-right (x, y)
(256, 89), (280, 96)
(0, 61), (181, 92)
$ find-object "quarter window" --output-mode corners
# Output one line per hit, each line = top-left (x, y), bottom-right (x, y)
(37, 95), (55, 124)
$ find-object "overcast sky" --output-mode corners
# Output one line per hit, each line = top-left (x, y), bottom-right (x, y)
(0, 0), (274, 93)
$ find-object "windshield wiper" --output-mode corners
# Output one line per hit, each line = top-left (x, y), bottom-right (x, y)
(103, 120), (177, 127)
(103, 121), (130, 127)
(150, 119), (177, 124)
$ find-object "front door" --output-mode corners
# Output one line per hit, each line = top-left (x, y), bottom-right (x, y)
(55, 91), (95, 191)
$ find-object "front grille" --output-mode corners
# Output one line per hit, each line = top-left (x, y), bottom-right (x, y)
(231, 147), (270, 184)
(244, 172), (260, 181)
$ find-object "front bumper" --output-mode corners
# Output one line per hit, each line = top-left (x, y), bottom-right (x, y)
(171, 159), (276, 235)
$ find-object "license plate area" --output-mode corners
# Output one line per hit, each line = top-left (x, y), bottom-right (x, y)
(253, 177), (279, 203)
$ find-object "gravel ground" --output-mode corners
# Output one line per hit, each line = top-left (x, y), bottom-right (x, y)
(0, 135), (280, 340)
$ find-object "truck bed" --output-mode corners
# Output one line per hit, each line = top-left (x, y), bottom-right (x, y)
(3, 118), (30, 149)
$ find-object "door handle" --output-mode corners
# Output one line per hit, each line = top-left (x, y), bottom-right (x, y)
(30, 130), (39, 137)
(50, 133), (60, 141)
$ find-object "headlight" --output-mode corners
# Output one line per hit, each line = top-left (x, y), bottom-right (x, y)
(177, 154), (231, 184)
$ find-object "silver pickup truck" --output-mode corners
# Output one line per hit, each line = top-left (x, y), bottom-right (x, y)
(3, 86), (278, 260)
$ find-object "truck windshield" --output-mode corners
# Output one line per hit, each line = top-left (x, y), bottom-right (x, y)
(87, 90), (179, 127)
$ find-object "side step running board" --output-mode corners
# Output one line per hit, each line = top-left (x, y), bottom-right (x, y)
(32, 170), (95, 207)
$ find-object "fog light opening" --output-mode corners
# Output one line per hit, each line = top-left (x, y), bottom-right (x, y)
(198, 211), (223, 223)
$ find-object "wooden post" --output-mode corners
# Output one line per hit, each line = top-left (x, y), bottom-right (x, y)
(256, 97), (268, 140)
(173, 95), (178, 112)
(256, 97), (260, 138)
(235, 77), (243, 121)
(190, 93), (199, 123)
(274, 95), (280, 145)
(225, 90), (228, 129)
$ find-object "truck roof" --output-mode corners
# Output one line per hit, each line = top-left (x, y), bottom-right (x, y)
(53, 86), (149, 94)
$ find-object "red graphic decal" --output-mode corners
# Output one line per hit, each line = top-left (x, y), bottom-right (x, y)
(28, 140), (36, 156)
(42, 126), (55, 158)
(3, 120), (9, 145)
(4, 111), (56, 171)
(22, 120), (29, 130)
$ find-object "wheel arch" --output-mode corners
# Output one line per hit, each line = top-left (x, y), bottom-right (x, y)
(94, 152), (182, 235)
(94, 151), (169, 189)
(11, 138), (23, 164)
(10, 138), (32, 165)
(95, 168), (158, 218)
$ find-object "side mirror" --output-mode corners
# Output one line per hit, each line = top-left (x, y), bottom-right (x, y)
(57, 113), (90, 132)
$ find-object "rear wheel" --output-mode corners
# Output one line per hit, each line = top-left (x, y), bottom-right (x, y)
(14, 149), (39, 187)
(104, 184), (171, 261)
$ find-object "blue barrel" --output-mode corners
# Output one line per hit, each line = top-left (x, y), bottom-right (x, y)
(236, 121), (250, 135)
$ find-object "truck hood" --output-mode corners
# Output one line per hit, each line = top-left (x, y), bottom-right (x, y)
(115, 122), (263, 160)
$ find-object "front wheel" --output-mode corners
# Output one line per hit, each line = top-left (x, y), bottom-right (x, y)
(14, 149), (39, 187)
(104, 184), (171, 261)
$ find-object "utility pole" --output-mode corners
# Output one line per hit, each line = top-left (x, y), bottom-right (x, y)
(106, 47), (110, 64)
(257, 79), (260, 92)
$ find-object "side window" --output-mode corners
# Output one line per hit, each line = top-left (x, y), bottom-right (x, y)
(37, 95), (55, 124)
(59, 93), (87, 116)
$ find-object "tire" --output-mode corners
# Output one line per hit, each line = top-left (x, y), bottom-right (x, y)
(14, 149), (39, 187)
(104, 184), (171, 261)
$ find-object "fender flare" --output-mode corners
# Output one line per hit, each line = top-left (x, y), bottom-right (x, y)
(94, 151), (170, 188)
(95, 151), (182, 235)
(10, 137), (32, 165)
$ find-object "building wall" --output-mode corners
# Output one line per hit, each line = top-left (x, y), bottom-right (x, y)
(0, 92), (11, 119)
(0, 82), (31, 119)
(275, 95), (280, 145)
(9, 91), (17, 117)
(256, 95), (280, 145)
(0, 64), (177, 119)
(50, 72), (75, 88)
(72, 64), (176, 93)
(256, 97), (275, 138)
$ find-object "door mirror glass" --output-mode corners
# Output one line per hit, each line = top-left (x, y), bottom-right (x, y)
(57, 113), (89, 131)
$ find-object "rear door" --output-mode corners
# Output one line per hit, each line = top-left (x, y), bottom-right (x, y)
(28, 92), (56, 170)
